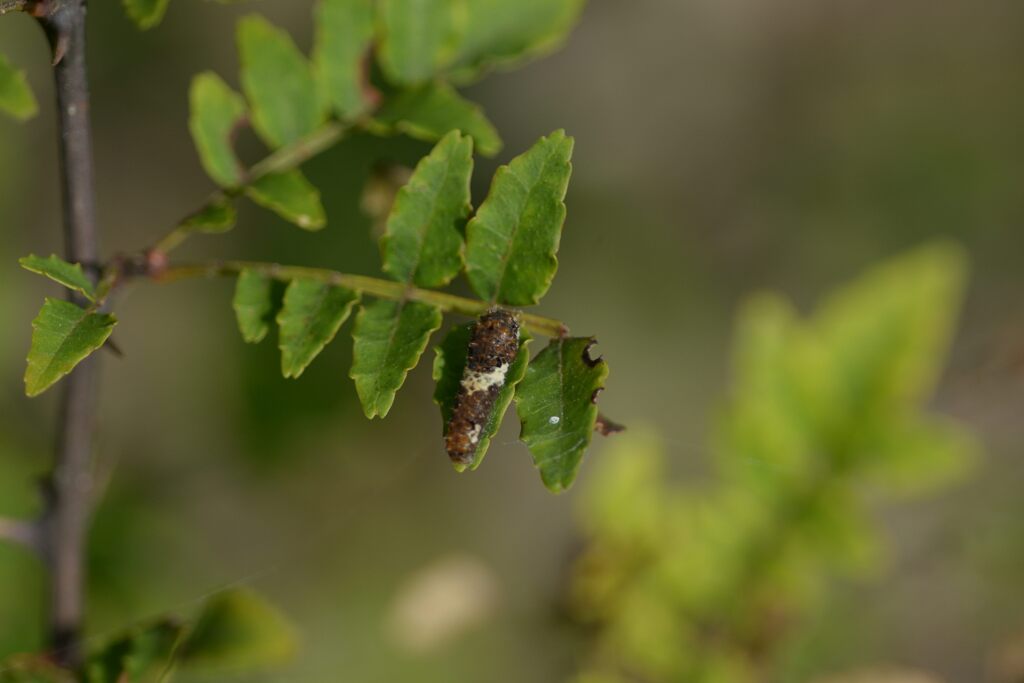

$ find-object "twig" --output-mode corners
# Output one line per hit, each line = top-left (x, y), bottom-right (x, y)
(156, 261), (571, 338)
(37, 0), (100, 668)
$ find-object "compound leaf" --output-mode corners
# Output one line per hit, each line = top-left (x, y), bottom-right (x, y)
(189, 72), (247, 188)
(238, 15), (325, 148)
(313, 0), (375, 119)
(25, 299), (117, 398)
(245, 170), (326, 230)
(465, 130), (573, 305)
(350, 300), (443, 418)
(515, 337), (608, 492)
(433, 324), (532, 472)
(0, 54), (37, 121)
(381, 130), (473, 288)
(179, 589), (297, 671)
(122, 0), (171, 29)
(19, 254), (95, 301)
(233, 270), (274, 344)
(373, 82), (501, 157)
(277, 279), (359, 378)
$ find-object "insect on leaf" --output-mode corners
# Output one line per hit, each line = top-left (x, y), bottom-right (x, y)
(189, 72), (248, 188)
(245, 170), (326, 231)
(350, 300), (443, 419)
(313, 0), (375, 120)
(238, 15), (326, 148)
(25, 299), (117, 398)
(277, 279), (359, 378)
(373, 82), (502, 158)
(381, 130), (474, 288)
(515, 337), (608, 492)
(465, 130), (573, 305)
(19, 254), (96, 301)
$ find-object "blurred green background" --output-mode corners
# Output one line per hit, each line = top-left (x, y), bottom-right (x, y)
(2, 1), (1024, 681)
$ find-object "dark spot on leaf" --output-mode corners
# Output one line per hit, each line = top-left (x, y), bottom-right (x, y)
(590, 387), (603, 404)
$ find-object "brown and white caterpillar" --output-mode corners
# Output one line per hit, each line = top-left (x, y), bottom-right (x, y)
(445, 309), (520, 467)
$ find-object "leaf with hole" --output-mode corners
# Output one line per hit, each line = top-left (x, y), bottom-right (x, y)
(277, 279), (359, 378)
(189, 72), (248, 188)
(350, 300), (443, 418)
(238, 15), (326, 148)
(19, 254), (96, 301)
(25, 299), (117, 398)
(515, 337), (607, 492)
(245, 170), (326, 230)
(313, 0), (375, 119)
(433, 323), (531, 472)
(381, 130), (473, 288)
(373, 83), (501, 157)
(233, 270), (274, 344)
(0, 54), (37, 121)
(465, 130), (573, 305)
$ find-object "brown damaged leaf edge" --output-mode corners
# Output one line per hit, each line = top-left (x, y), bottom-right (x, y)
(581, 340), (625, 437)
(445, 308), (520, 467)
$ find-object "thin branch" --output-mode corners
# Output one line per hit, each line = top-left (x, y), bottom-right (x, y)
(0, 517), (42, 555)
(152, 122), (348, 254)
(156, 261), (571, 338)
(38, 0), (100, 668)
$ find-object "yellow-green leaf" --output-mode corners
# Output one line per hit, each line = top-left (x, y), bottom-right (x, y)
(465, 130), (573, 305)
(245, 170), (326, 230)
(515, 337), (607, 492)
(122, 0), (170, 29)
(19, 254), (96, 301)
(25, 299), (117, 397)
(0, 54), (37, 121)
(277, 279), (359, 378)
(188, 72), (247, 188)
(350, 300), (443, 418)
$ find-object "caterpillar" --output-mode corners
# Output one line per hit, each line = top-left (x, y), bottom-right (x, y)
(445, 309), (520, 467)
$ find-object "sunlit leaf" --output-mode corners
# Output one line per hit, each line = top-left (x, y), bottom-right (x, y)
(238, 15), (325, 148)
(233, 270), (274, 344)
(350, 300), (443, 418)
(245, 170), (326, 230)
(381, 130), (473, 288)
(85, 619), (184, 683)
(0, 54), (37, 121)
(516, 337), (607, 492)
(188, 72), (247, 188)
(19, 254), (96, 301)
(277, 279), (359, 378)
(181, 197), (237, 234)
(313, 0), (375, 119)
(373, 83), (502, 157)
(433, 323), (531, 471)
(465, 130), (573, 305)
(25, 299), (117, 397)
(179, 589), (297, 671)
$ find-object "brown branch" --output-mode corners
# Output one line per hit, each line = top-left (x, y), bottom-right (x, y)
(36, 0), (100, 668)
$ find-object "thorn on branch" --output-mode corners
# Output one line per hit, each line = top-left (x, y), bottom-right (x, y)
(31, 0), (76, 66)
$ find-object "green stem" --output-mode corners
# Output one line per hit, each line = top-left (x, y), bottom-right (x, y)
(152, 122), (347, 254)
(157, 261), (569, 338)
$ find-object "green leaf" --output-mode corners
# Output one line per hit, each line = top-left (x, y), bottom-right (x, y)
(85, 619), (184, 683)
(0, 656), (75, 683)
(188, 72), (247, 188)
(0, 54), (37, 121)
(432, 323), (532, 471)
(381, 130), (473, 288)
(19, 254), (96, 301)
(374, 82), (502, 157)
(465, 130), (573, 305)
(245, 170), (326, 230)
(179, 589), (297, 671)
(515, 337), (608, 492)
(237, 14), (325, 148)
(375, 0), (584, 86)
(313, 0), (375, 119)
(350, 300), (443, 418)
(277, 279), (359, 378)
(181, 197), (237, 233)
(122, 0), (171, 29)
(25, 299), (117, 398)
(233, 270), (274, 344)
